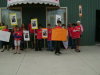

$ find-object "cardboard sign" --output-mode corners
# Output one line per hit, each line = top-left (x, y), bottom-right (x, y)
(23, 30), (30, 41)
(52, 28), (67, 41)
(31, 18), (38, 29)
(10, 13), (18, 25)
(0, 31), (11, 42)
(42, 28), (48, 39)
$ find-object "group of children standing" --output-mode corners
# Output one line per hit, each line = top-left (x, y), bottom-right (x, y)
(0, 20), (83, 55)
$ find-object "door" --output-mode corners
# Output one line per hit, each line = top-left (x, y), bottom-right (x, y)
(96, 10), (100, 42)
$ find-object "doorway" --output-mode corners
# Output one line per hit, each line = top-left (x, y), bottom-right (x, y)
(96, 10), (100, 43)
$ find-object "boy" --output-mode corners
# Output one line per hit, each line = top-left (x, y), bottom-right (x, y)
(54, 21), (62, 55)
(35, 25), (42, 51)
(47, 24), (53, 51)
(71, 23), (81, 52)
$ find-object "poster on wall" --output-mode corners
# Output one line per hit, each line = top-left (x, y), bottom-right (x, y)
(0, 31), (11, 42)
(23, 30), (30, 41)
(31, 18), (38, 29)
(79, 5), (83, 17)
(42, 28), (48, 39)
(10, 13), (18, 25)
(56, 15), (62, 25)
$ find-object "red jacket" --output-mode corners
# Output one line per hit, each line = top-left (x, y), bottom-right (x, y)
(71, 26), (81, 39)
(28, 24), (34, 33)
(47, 28), (52, 41)
(36, 29), (42, 39)
(13, 31), (23, 40)
(68, 27), (73, 37)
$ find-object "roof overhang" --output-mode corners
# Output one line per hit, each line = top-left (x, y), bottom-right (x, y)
(7, 0), (60, 7)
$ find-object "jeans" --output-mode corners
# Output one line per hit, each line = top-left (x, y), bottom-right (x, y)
(47, 41), (53, 51)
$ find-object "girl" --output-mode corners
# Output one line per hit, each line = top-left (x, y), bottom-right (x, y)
(13, 27), (22, 54)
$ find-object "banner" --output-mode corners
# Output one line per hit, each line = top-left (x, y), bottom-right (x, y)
(10, 13), (18, 25)
(52, 28), (67, 41)
(56, 15), (61, 25)
(42, 28), (48, 39)
(23, 30), (30, 41)
(31, 18), (38, 29)
(0, 31), (11, 42)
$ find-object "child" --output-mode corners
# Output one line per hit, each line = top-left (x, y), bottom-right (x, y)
(54, 21), (62, 55)
(35, 25), (42, 51)
(13, 27), (22, 54)
(28, 23), (35, 49)
(68, 23), (74, 49)
(71, 23), (81, 52)
(47, 24), (53, 51)
(1, 25), (9, 52)
(20, 24), (26, 50)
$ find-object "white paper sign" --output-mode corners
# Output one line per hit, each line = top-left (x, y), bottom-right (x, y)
(56, 15), (61, 25)
(42, 28), (48, 39)
(23, 30), (30, 41)
(0, 31), (11, 42)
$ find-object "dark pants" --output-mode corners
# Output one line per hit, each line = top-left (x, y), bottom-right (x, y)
(68, 37), (73, 48)
(2, 41), (9, 49)
(55, 41), (61, 54)
(0, 41), (2, 48)
(30, 33), (34, 48)
(73, 38), (80, 49)
(35, 39), (42, 51)
(20, 39), (27, 50)
(47, 41), (53, 51)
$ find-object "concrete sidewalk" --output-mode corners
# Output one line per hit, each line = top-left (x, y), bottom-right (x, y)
(0, 46), (100, 75)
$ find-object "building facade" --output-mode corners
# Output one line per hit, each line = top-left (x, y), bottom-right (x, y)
(0, 0), (100, 45)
